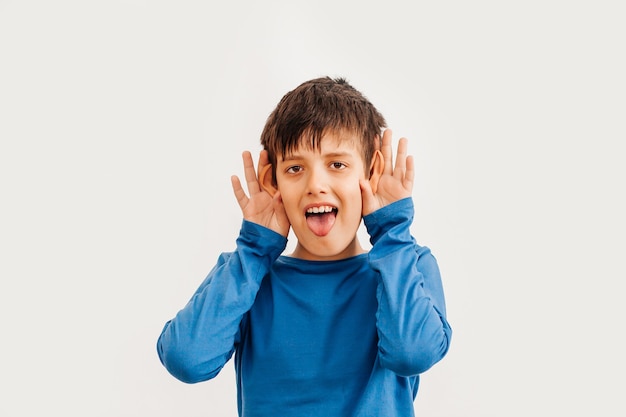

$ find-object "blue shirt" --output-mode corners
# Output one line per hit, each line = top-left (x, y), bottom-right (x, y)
(158, 198), (452, 416)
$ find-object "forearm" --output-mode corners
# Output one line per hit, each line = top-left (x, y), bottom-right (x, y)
(365, 198), (452, 377)
(157, 220), (286, 383)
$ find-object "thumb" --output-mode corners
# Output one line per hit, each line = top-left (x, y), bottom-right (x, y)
(360, 179), (379, 216)
(272, 191), (290, 236)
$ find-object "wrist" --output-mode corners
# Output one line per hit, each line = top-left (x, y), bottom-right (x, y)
(239, 220), (288, 255)
(363, 197), (414, 245)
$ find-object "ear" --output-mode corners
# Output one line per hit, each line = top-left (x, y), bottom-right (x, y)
(259, 164), (278, 196)
(368, 149), (384, 194)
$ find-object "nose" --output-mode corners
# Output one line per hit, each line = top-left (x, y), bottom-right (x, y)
(305, 166), (328, 195)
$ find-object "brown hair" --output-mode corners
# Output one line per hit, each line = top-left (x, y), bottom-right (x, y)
(260, 77), (386, 180)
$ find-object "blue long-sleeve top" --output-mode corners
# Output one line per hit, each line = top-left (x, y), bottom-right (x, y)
(157, 198), (452, 416)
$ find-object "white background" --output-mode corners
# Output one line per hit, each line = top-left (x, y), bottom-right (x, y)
(1, 1), (624, 416)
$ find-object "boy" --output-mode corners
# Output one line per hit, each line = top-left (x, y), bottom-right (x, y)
(157, 76), (452, 416)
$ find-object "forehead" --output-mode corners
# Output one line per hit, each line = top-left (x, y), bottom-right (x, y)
(279, 130), (363, 161)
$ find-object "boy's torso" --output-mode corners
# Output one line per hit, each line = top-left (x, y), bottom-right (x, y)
(237, 254), (379, 414)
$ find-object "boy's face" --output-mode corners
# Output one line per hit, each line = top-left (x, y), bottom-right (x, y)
(274, 131), (368, 261)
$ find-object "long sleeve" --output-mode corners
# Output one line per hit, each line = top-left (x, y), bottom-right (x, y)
(156, 220), (287, 384)
(364, 197), (452, 377)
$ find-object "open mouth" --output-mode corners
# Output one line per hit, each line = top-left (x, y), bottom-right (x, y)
(305, 205), (338, 237)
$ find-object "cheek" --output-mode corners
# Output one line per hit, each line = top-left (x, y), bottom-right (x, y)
(343, 185), (364, 211)
(274, 185), (292, 205)
(281, 197), (299, 216)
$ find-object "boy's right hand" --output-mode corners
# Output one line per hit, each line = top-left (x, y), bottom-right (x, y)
(231, 150), (290, 237)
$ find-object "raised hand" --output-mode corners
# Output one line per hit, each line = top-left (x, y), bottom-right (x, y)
(360, 129), (414, 216)
(231, 150), (290, 237)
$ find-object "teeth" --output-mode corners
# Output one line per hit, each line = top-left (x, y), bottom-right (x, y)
(306, 205), (335, 214)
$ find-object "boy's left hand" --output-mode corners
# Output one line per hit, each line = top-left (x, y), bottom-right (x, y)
(360, 129), (414, 216)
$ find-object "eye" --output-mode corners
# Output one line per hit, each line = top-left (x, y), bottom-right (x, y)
(330, 162), (347, 170)
(286, 165), (303, 174)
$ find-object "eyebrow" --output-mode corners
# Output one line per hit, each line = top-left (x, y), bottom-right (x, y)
(281, 151), (354, 162)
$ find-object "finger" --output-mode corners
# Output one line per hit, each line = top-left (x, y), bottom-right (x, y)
(381, 129), (393, 175)
(394, 137), (409, 178)
(256, 149), (270, 181)
(242, 151), (261, 195)
(404, 155), (415, 191)
(231, 175), (249, 210)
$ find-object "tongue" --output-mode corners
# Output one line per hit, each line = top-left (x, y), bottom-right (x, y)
(306, 212), (336, 237)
